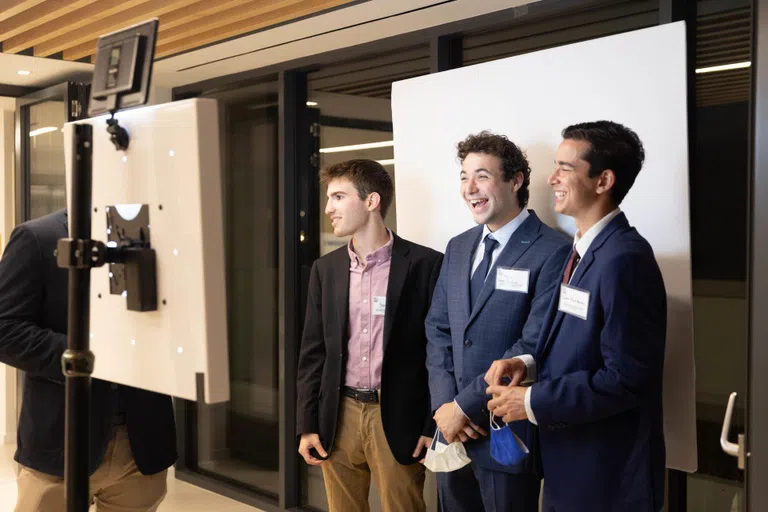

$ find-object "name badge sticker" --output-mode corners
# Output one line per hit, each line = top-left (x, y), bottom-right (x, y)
(558, 284), (590, 320)
(496, 267), (530, 294)
(372, 296), (387, 316)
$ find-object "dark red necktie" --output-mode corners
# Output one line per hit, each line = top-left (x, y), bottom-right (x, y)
(562, 247), (581, 284)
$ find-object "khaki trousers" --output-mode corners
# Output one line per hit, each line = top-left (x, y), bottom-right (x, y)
(321, 396), (426, 512)
(15, 426), (168, 512)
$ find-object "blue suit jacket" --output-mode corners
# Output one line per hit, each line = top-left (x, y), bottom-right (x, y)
(531, 213), (666, 511)
(426, 210), (570, 472)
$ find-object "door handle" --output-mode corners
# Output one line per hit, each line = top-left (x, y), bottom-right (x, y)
(720, 392), (746, 470)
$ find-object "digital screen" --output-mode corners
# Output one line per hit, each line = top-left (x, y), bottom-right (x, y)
(109, 46), (121, 67)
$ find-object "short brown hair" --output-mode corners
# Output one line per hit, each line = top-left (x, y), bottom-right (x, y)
(320, 159), (394, 218)
(457, 131), (531, 208)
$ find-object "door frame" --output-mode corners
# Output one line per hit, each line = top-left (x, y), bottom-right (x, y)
(747, 0), (768, 508)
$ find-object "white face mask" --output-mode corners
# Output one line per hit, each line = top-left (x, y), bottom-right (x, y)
(423, 430), (472, 473)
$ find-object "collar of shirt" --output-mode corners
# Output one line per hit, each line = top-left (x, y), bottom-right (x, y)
(481, 208), (530, 251)
(573, 208), (622, 257)
(348, 229), (394, 269)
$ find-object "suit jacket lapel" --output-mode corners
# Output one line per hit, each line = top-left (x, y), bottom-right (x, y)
(383, 235), (410, 351)
(459, 226), (483, 324)
(539, 213), (629, 359)
(330, 247), (351, 352)
(467, 213), (542, 326)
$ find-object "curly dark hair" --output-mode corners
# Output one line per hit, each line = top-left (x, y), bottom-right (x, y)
(561, 121), (645, 206)
(319, 159), (394, 218)
(456, 131), (531, 208)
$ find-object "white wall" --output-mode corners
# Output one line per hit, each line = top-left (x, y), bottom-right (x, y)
(0, 96), (16, 445)
(391, 23), (697, 472)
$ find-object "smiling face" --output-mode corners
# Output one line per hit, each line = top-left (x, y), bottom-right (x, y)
(460, 152), (521, 232)
(548, 138), (617, 232)
(324, 177), (372, 238)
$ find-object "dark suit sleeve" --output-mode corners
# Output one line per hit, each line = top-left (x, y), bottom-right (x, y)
(455, 242), (570, 424)
(530, 252), (667, 427)
(0, 225), (67, 380)
(425, 241), (458, 411)
(422, 252), (443, 437)
(295, 260), (326, 436)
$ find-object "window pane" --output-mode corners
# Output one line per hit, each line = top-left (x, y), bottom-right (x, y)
(194, 80), (281, 499)
(29, 101), (67, 220)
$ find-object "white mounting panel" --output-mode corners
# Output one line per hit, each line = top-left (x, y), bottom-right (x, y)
(64, 98), (229, 404)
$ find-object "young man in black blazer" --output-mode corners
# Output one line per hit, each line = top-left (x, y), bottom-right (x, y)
(0, 209), (176, 511)
(296, 159), (443, 511)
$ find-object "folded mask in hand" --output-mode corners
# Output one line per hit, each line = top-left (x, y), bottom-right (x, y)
(489, 411), (529, 466)
(423, 429), (472, 473)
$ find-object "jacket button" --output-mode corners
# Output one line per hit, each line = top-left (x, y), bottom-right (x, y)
(464, 339), (472, 347)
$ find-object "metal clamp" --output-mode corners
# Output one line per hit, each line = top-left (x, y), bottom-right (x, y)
(61, 350), (95, 377)
(55, 238), (107, 269)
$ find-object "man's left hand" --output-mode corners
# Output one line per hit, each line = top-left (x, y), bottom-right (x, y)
(412, 435), (432, 464)
(486, 385), (528, 423)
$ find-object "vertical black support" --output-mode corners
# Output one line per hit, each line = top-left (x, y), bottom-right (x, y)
(64, 123), (94, 512)
(748, 0), (768, 508)
(659, 1), (696, 511)
(14, 102), (30, 223)
(430, 34), (463, 73)
(278, 70), (308, 511)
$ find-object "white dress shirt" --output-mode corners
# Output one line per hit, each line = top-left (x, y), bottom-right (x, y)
(521, 208), (621, 424)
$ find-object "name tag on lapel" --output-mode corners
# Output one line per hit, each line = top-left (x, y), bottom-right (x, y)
(496, 267), (529, 294)
(558, 284), (590, 320)
(372, 296), (387, 316)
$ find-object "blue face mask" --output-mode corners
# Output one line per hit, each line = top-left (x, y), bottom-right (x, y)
(490, 412), (529, 466)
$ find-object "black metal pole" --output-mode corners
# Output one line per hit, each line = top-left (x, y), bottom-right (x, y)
(64, 123), (94, 512)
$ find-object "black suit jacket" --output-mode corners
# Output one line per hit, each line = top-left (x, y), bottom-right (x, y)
(0, 209), (177, 477)
(296, 233), (443, 465)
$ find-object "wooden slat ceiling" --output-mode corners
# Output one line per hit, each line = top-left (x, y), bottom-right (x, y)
(696, 6), (752, 107)
(0, 0), (356, 62)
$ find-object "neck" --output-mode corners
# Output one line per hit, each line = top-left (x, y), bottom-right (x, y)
(352, 219), (390, 260)
(487, 205), (523, 233)
(575, 201), (616, 237)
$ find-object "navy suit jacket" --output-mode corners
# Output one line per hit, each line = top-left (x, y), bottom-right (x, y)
(531, 213), (666, 511)
(0, 209), (177, 477)
(426, 211), (570, 472)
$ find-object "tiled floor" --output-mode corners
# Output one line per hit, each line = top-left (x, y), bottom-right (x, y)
(0, 442), (262, 512)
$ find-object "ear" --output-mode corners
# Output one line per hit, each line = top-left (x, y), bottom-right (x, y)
(367, 192), (382, 212)
(595, 169), (616, 196)
(509, 171), (524, 193)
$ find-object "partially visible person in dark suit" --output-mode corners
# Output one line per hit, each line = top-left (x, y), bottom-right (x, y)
(296, 159), (443, 511)
(0, 208), (177, 512)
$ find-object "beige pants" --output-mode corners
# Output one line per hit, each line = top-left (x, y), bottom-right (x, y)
(15, 426), (168, 512)
(321, 396), (426, 512)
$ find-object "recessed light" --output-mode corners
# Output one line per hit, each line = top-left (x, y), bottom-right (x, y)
(306, 101), (318, 106)
(17, 70), (31, 76)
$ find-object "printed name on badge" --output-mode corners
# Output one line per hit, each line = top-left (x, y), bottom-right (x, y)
(558, 284), (590, 320)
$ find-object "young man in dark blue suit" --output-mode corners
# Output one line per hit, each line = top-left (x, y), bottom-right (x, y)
(426, 132), (570, 512)
(487, 121), (667, 512)
(0, 209), (176, 511)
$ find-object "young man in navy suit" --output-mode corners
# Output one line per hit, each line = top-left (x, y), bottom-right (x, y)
(426, 131), (570, 512)
(487, 121), (667, 512)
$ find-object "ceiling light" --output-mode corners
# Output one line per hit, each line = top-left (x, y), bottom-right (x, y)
(319, 140), (394, 153)
(695, 61), (751, 74)
(377, 159), (395, 166)
(29, 126), (58, 137)
(17, 70), (31, 76)
(306, 101), (318, 106)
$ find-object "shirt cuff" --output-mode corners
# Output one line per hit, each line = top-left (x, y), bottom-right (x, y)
(454, 400), (470, 420)
(514, 354), (537, 383)
(524, 387), (538, 425)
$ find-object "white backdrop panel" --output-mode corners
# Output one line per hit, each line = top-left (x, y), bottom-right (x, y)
(64, 98), (229, 404)
(392, 22), (696, 472)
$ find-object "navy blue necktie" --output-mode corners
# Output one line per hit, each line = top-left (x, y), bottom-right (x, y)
(470, 234), (499, 310)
